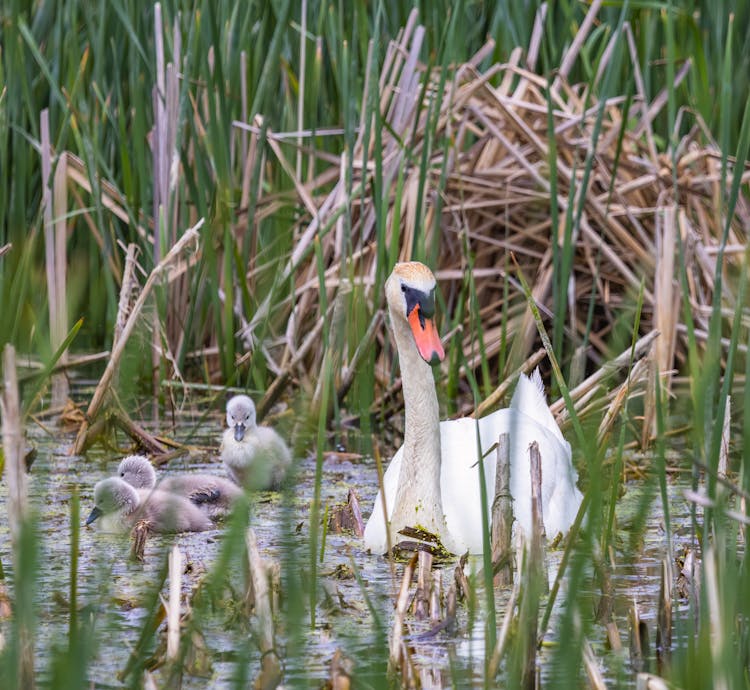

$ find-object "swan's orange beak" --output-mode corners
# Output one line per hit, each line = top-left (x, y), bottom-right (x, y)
(408, 305), (445, 365)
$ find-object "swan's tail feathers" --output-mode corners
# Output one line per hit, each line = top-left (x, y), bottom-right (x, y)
(510, 368), (566, 445)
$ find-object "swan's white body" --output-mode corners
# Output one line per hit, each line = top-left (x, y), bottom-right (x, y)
(363, 262), (582, 555)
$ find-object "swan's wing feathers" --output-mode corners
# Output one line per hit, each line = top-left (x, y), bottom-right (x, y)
(510, 368), (566, 445)
(363, 446), (404, 553)
(438, 417), (497, 554)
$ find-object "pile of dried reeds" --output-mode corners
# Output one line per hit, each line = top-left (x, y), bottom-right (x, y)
(45, 8), (749, 440)
(236, 10), (749, 424)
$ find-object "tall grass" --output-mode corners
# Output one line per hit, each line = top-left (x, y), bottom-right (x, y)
(1, 0), (747, 386)
(1, 1), (750, 689)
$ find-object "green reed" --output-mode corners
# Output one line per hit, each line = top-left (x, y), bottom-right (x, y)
(1, 1), (750, 688)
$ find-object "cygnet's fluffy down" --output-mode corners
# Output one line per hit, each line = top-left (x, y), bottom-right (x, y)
(117, 454), (242, 520)
(220, 395), (292, 490)
(85, 477), (213, 533)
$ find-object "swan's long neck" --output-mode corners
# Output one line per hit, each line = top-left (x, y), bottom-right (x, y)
(388, 311), (448, 545)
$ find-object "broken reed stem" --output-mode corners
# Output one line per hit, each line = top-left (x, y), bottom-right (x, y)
(582, 638), (607, 690)
(491, 433), (513, 586)
(656, 556), (672, 673)
(2, 345), (27, 541)
(167, 544), (182, 661)
(718, 395), (730, 479)
(328, 649), (353, 690)
(41, 108), (70, 408)
(488, 575), (520, 677)
(246, 528), (282, 688)
(414, 551), (432, 620)
(529, 441), (547, 579)
(389, 553), (417, 669)
(629, 601), (650, 673)
(521, 441), (545, 690)
(1, 344), (35, 688)
(113, 410), (168, 456)
(430, 569), (441, 624)
(114, 243), (140, 349)
(130, 521), (150, 562)
(550, 330), (660, 417)
(71, 222), (202, 455)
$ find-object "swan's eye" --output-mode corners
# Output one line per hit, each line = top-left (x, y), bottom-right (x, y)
(401, 284), (406, 292)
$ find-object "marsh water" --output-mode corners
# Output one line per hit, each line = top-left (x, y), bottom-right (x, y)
(0, 396), (698, 688)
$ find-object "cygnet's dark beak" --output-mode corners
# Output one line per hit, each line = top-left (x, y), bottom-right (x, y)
(234, 422), (246, 442)
(85, 506), (103, 526)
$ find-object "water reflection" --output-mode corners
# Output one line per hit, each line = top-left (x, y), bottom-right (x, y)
(0, 413), (693, 688)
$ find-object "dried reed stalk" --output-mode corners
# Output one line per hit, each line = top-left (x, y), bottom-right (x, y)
(166, 544), (182, 661)
(71, 223), (202, 455)
(491, 433), (513, 587)
(47, 10), (750, 433)
(219, 20), (750, 427)
(487, 572), (520, 677)
(41, 109), (69, 407)
(389, 553), (417, 670)
(246, 528), (282, 689)
(629, 601), (650, 673)
(656, 557), (672, 673)
(718, 395), (731, 479)
(413, 551), (432, 620)
(114, 244), (140, 349)
(328, 649), (353, 690)
(1, 345), (35, 688)
(582, 638), (607, 690)
(2, 345), (27, 540)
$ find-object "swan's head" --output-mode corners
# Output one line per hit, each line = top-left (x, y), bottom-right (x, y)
(226, 394), (257, 442)
(385, 262), (445, 365)
(86, 477), (138, 525)
(118, 454), (156, 490)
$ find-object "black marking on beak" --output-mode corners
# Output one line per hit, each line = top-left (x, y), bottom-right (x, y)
(234, 423), (246, 442)
(85, 506), (103, 526)
(402, 284), (435, 325)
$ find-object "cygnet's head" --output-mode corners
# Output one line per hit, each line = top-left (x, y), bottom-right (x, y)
(226, 394), (257, 442)
(385, 262), (445, 365)
(86, 477), (139, 525)
(118, 454), (156, 490)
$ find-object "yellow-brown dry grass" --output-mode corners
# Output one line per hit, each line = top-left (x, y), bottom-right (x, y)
(234, 14), (749, 431)
(50, 11), (750, 444)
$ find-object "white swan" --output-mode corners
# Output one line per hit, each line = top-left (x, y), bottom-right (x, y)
(363, 261), (582, 555)
(85, 477), (214, 533)
(220, 395), (292, 490)
(117, 454), (243, 520)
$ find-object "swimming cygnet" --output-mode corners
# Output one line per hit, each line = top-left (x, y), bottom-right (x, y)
(117, 454), (242, 520)
(220, 394), (292, 490)
(85, 477), (214, 533)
